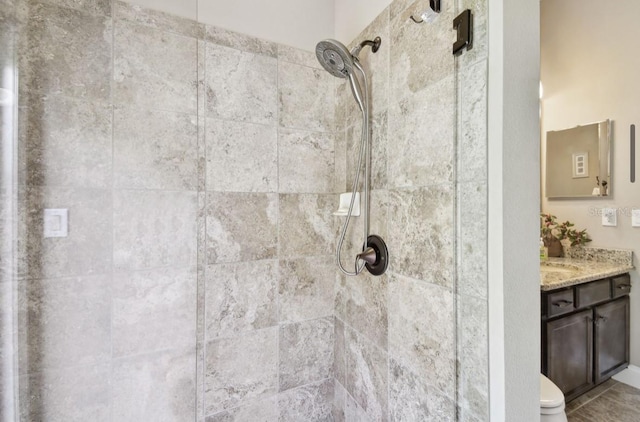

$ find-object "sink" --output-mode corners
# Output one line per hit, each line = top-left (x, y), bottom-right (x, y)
(540, 261), (582, 274)
(540, 266), (579, 274)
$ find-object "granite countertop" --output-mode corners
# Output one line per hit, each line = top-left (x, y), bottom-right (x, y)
(540, 247), (635, 291)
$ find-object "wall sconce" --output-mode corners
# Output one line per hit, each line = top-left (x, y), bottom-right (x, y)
(410, 0), (441, 24)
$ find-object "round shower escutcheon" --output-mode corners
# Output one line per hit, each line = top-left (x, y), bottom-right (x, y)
(364, 235), (389, 276)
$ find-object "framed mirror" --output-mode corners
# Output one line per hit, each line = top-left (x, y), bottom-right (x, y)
(545, 119), (611, 199)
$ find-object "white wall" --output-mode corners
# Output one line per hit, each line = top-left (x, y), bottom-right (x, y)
(122, 0), (335, 51)
(488, 0), (541, 419)
(541, 0), (640, 366)
(334, 0), (391, 44)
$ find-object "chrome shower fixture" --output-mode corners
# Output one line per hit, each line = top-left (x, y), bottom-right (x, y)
(315, 37), (389, 277)
(410, 0), (441, 23)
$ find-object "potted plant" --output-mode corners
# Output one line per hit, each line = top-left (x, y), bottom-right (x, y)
(540, 213), (592, 257)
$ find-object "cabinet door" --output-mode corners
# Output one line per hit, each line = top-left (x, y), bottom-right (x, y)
(595, 296), (630, 383)
(545, 309), (593, 400)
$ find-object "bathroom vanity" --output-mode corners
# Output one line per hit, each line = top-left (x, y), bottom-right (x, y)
(540, 250), (634, 402)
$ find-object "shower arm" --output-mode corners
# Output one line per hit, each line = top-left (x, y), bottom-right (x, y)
(351, 37), (381, 58)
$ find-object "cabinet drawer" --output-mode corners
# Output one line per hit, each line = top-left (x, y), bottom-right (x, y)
(576, 279), (611, 308)
(547, 289), (575, 317)
(612, 274), (632, 298)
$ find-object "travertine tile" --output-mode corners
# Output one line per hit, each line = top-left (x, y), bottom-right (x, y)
(278, 62), (334, 132)
(277, 44), (320, 69)
(206, 192), (278, 264)
(343, 273), (389, 350)
(372, 112), (389, 190)
(112, 348), (196, 422)
(389, 0), (414, 20)
(335, 79), (359, 133)
(19, 275), (111, 373)
(112, 267), (197, 357)
(334, 129), (347, 193)
(333, 379), (347, 422)
(389, 358), (455, 421)
(334, 379), (369, 422)
(457, 0), (488, 68)
(205, 328), (278, 414)
(458, 182), (488, 299)
(19, 1), (112, 100)
(458, 60), (488, 183)
(205, 25), (277, 57)
(387, 76), (455, 188)
(114, 0), (202, 38)
(345, 112), (389, 192)
(388, 274), (455, 397)
(278, 193), (335, 258)
(113, 190), (198, 270)
(205, 260), (278, 339)
(19, 187), (112, 279)
(388, 185), (454, 286)
(205, 396), (278, 422)
(347, 6), (390, 118)
(278, 128), (335, 194)
(37, 0), (111, 16)
(345, 327), (388, 421)
(278, 379), (334, 422)
(334, 317), (346, 387)
(390, 0), (455, 96)
(278, 257), (334, 323)
(457, 294), (489, 420)
(114, 20), (197, 112)
(114, 107), (198, 190)
(22, 95), (112, 188)
(279, 317), (333, 391)
(19, 364), (111, 422)
(205, 43), (277, 125)
(205, 118), (277, 193)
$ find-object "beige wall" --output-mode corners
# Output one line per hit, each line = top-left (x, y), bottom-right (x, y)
(541, 0), (640, 366)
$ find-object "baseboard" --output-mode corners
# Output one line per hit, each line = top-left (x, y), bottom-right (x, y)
(612, 364), (640, 389)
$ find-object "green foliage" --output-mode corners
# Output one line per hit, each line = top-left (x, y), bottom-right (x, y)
(540, 213), (591, 245)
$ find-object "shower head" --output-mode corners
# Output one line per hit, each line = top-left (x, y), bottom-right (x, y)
(315, 39), (354, 79)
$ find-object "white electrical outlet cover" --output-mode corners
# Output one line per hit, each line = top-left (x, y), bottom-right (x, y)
(602, 208), (617, 227)
(632, 209), (640, 228)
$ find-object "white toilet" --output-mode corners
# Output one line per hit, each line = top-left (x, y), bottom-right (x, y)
(540, 374), (568, 422)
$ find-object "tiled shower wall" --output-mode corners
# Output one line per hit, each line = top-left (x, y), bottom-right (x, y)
(13, 0), (339, 420)
(9, 0), (489, 421)
(333, 0), (489, 420)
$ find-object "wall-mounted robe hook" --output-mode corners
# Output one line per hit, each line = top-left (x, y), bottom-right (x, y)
(410, 0), (441, 24)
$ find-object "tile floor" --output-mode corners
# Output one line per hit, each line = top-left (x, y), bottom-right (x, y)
(566, 379), (640, 421)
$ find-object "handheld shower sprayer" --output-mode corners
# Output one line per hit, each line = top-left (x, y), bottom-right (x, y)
(315, 37), (389, 277)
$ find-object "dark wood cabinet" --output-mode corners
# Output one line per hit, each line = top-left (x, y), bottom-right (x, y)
(542, 274), (630, 402)
(595, 296), (630, 383)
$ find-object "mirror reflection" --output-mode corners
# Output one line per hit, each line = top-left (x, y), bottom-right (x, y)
(545, 119), (611, 198)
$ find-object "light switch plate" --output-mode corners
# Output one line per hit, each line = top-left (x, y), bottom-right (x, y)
(632, 209), (640, 227)
(602, 208), (617, 227)
(44, 208), (68, 238)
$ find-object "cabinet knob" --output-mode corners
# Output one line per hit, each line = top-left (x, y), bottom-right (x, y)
(617, 284), (631, 290)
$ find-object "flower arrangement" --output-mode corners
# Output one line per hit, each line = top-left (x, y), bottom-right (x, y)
(540, 213), (592, 246)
